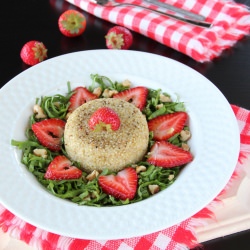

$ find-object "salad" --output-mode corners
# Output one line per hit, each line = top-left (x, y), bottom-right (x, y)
(11, 74), (193, 207)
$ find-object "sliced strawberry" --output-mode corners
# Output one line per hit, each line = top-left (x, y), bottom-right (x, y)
(147, 141), (193, 168)
(68, 87), (97, 112)
(31, 118), (65, 151)
(148, 112), (188, 141)
(88, 107), (121, 131)
(45, 155), (82, 180)
(113, 86), (148, 111)
(98, 167), (138, 200)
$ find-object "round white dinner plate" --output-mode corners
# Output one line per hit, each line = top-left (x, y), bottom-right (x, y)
(0, 50), (240, 240)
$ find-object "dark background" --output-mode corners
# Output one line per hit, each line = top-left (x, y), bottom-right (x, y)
(0, 0), (250, 249)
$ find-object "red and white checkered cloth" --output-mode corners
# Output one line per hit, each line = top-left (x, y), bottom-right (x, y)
(64, 0), (250, 62)
(1, 104), (250, 250)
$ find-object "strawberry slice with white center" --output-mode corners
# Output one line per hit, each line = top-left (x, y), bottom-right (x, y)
(68, 87), (97, 112)
(147, 141), (193, 168)
(88, 107), (121, 131)
(45, 155), (82, 180)
(98, 167), (138, 200)
(148, 112), (188, 141)
(31, 118), (65, 151)
(113, 86), (148, 111)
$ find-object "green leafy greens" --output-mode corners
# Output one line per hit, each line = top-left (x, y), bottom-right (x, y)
(11, 74), (189, 207)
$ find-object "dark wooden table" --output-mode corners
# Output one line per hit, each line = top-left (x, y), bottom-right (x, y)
(0, 0), (250, 249)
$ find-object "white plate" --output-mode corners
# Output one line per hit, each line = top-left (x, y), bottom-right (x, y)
(0, 50), (240, 240)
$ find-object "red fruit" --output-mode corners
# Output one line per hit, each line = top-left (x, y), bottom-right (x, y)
(58, 9), (86, 37)
(68, 87), (97, 112)
(105, 26), (133, 50)
(31, 118), (65, 151)
(98, 167), (138, 200)
(45, 155), (82, 180)
(20, 41), (47, 66)
(148, 112), (188, 141)
(89, 107), (121, 131)
(113, 86), (148, 111)
(147, 141), (193, 168)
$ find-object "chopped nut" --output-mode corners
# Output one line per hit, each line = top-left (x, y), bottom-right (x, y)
(86, 170), (99, 181)
(168, 174), (175, 181)
(148, 184), (160, 195)
(93, 87), (102, 97)
(160, 94), (172, 103)
(33, 148), (47, 158)
(180, 130), (191, 141)
(156, 104), (164, 109)
(136, 165), (147, 173)
(102, 89), (118, 98)
(33, 104), (47, 119)
(181, 143), (190, 151)
(122, 79), (131, 87)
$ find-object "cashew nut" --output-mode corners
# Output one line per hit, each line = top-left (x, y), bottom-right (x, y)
(122, 79), (131, 87)
(33, 104), (47, 119)
(86, 170), (99, 181)
(148, 184), (160, 195)
(181, 143), (190, 151)
(33, 148), (47, 158)
(136, 165), (147, 173)
(180, 130), (191, 141)
(160, 94), (172, 103)
(93, 87), (102, 97)
(102, 89), (118, 98)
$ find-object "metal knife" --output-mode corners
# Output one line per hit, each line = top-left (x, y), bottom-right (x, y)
(144, 0), (206, 21)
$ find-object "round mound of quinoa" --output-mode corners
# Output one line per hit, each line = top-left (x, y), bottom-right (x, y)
(64, 98), (149, 173)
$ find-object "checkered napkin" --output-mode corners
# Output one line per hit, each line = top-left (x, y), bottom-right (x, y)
(64, 0), (250, 62)
(1, 104), (250, 250)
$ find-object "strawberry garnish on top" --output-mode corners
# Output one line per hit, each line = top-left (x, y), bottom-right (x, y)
(98, 167), (138, 200)
(68, 87), (97, 113)
(45, 155), (82, 180)
(58, 10), (86, 37)
(147, 141), (193, 168)
(148, 112), (188, 141)
(113, 86), (148, 111)
(88, 107), (121, 131)
(31, 118), (65, 152)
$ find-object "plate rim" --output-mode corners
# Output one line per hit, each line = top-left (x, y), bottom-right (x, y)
(0, 49), (240, 240)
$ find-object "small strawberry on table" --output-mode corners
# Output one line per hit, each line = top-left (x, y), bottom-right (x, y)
(105, 25), (133, 49)
(58, 9), (87, 37)
(20, 41), (47, 66)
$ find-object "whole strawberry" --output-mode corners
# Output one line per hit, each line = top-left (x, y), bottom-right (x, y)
(105, 26), (133, 50)
(58, 10), (86, 37)
(20, 41), (47, 66)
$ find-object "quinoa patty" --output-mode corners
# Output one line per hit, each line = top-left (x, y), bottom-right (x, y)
(64, 98), (149, 172)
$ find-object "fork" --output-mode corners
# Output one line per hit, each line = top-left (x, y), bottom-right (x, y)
(91, 0), (212, 28)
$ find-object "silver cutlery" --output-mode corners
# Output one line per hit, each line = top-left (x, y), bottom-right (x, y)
(92, 0), (212, 28)
(144, 0), (206, 21)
